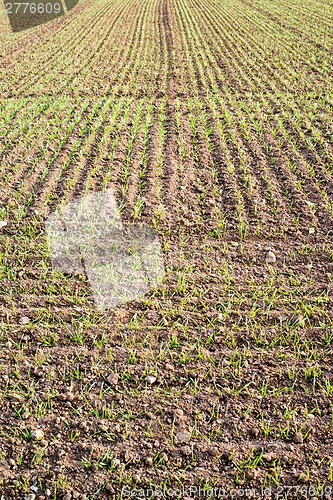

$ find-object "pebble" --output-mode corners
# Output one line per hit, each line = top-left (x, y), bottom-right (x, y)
(180, 445), (192, 456)
(263, 452), (277, 461)
(247, 469), (258, 480)
(106, 372), (119, 386)
(30, 429), (44, 441)
(293, 432), (303, 444)
(20, 316), (30, 325)
(24, 495), (36, 500)
(5, 341), (12, 349)
(8, 393), (23, 402)
(145, 375), (157, 385)
(265, 250), (276, 264)
(208, 446), (219, 456)
(176, 431), (191, 443)
(58, 392), (74, 402)
(45, 490), (51, 497)
(0, 221), (8, 228)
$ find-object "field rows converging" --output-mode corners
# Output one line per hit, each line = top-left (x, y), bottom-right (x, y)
(0, 0), (332, 238)
(0, 0), (333, 496)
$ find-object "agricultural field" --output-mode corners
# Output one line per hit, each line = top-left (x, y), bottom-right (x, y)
(0, 0), (333, 497)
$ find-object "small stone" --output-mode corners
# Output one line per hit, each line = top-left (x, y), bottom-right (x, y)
(308, 227), (315, 235)
(24, 495), (36, 500)
(176, 431), (191, 443)
(180, 445), (192, 456)
(8, 459), (15, 467)
(30, 429), (44, 441)
(8, 393), (23, 402)
(0, 221), (8, 228)
(72, 493), (80, 499)
(246, 469), (258, 480)
(20, 316), (30, 325)
(63, 494), (71, 500)
(98, 423), (108, 432)
(293, 432), (303, 444)
(45, 490), (51, 497)
(22, 411), (30, 420)
(145, 456), (153, 466)
(145, 375), (157, 385)
(263, 452), (277, 461)
(57, 391), (73, 402)
(265, 250), (276, 264)
(5, 341), (12, 349)
(174, 409), (184, 418)
(208, 446), (219, 456)
(106, 372), (119, 386)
